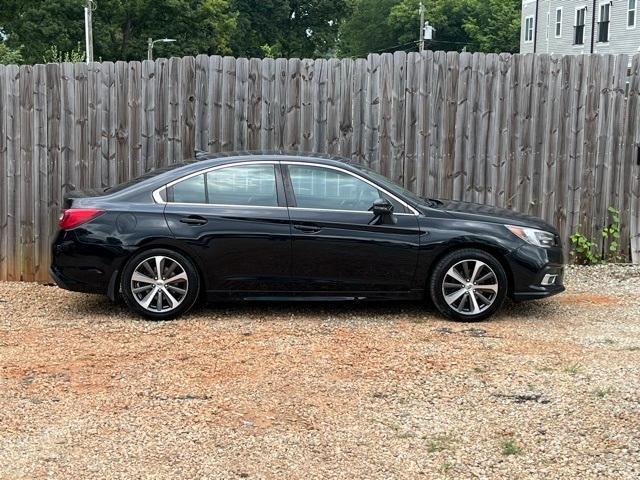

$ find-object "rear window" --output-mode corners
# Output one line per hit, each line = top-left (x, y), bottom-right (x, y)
(104, 161), (198, 195)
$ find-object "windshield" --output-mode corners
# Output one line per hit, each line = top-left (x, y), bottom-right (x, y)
(349, 164), (429, 205)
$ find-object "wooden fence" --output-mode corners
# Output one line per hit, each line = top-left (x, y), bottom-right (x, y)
(1, 51), (640, 282)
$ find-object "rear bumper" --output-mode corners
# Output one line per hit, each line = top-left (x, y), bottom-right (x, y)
(50, 230), (130, 295)
(49, 265), (105, 294)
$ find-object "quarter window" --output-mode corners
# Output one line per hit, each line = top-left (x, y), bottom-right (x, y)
(167, 164), (278, 207)
(288, 165), (380, 212)
(169, 174), (207, 204)
(629, 0), (636, 27)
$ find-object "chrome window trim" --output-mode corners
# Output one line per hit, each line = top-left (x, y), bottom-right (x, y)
(152, 187), (165, 204)
(161, 202), (288, 210)
(285, 162), (420, 216)
(289, 206), (416, 217)
(152, 159), (420, 216)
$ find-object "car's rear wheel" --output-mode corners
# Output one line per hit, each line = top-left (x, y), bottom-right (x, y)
(429, 249), (508, 322)
(121, 248), (200, 320)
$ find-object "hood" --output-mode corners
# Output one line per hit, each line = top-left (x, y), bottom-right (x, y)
(434, 199), (556, 233)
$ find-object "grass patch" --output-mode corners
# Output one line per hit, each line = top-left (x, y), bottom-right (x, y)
(424, 433), (455, 453)
(626, 346), (640, 352)
(427, 438), (447, 453)
(501, 438), (522, 456)
(594, 387), (613, 398)
(564, 362), (584, 375)
(439, 461), (453, 474)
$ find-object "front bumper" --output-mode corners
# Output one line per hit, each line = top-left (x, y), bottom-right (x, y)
(506, 243), (565, 301)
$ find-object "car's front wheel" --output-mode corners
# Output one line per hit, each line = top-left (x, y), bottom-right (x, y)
(429, 248), (508, 322)
(121, 248), (200, 320)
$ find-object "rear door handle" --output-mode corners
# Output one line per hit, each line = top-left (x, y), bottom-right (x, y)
(179, 215), (208, 226)
(293, 223), (321, 233)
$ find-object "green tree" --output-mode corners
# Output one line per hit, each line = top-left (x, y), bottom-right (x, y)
(0, 0), (84, 64)
(464, 0), (521, 53)
(92, 0), (237, 60)
(339, 0), (521, 57)
(230, 0), (290, 58)
(231, 0), (350, 58)
(0, 42), (23, 64)
(0, 0), (237, 64)
(338, 0), (400, 57)
(389, 0), (476, 51)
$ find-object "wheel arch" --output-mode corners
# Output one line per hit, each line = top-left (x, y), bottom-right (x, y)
(424, 242), (514, 296)
(107, 241), (206, 302)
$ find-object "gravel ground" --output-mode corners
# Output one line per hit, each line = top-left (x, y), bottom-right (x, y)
(1, 265), (639, 479)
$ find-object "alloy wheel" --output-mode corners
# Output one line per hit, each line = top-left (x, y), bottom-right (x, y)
(441, 259), (499, 316)
(130, 255), (189, 313)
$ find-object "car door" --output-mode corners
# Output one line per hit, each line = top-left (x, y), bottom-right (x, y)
(284, 163), (421, 293)
(162, 161), (292, 293)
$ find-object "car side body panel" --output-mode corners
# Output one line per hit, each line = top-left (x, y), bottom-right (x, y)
(287, 208), (422, 292)
(164, 203), (293, 292)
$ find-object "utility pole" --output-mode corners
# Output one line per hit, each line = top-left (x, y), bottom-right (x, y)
(84, 0), (94, 63)
(419, 2), (425, 52)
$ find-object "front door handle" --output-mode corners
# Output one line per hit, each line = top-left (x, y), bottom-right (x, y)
(179, 215), (208, 226)
(293, 223), (321, 233)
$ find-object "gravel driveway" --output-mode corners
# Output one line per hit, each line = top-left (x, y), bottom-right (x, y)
(1, 265), (639, 479)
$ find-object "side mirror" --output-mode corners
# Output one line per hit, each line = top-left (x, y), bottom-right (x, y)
(369, 198), (394, 217)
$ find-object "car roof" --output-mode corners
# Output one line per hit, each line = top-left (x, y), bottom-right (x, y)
(157, 150), (363, 179)
(194, 150), (351, 165)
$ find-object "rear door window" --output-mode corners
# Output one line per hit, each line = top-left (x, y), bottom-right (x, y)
(167, 164), (278, 207)
(206, 164), (278, 207)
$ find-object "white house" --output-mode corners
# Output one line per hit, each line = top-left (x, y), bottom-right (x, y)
(520, 0), (640, 57)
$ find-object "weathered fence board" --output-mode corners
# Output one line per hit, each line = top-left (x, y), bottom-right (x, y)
(1, 51), (640, 282)
(7, 64), (20, 281)
(34, 64), (47, 281)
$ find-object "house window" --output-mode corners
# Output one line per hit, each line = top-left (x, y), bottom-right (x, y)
(547, 12), (550, 39)
(629, 0), (637, 27)
(556, 8), (563, 37)
(599, 2), (611, 42)
(524, 16), (535, 43)
(574, 7), (586, 45)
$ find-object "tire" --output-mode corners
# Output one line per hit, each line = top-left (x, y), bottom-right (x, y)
(429, 248), (508, 322)
(120, 248), (200, 320)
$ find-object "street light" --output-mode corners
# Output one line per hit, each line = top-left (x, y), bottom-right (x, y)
(147, 38), (176, 61)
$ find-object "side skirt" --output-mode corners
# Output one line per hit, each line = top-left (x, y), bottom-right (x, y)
(205, 289), (425, 302)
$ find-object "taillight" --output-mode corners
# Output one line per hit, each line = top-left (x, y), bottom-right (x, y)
(58, 208), (104, 230)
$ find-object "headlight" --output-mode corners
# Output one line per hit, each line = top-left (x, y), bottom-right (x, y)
(506, 225), (556, 247)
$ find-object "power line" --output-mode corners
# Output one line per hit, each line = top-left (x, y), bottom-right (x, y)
(349, 40), (420, 58)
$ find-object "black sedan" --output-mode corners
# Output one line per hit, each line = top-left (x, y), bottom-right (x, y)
(50, 151), (565, 321)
